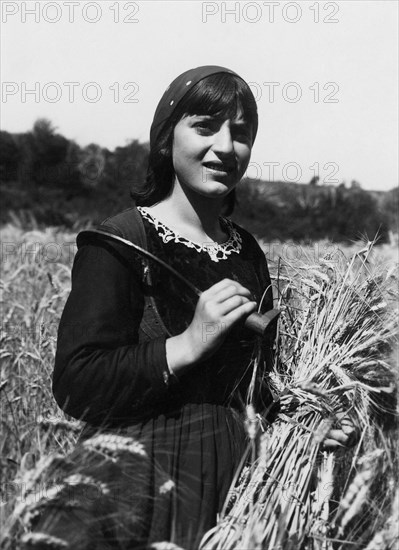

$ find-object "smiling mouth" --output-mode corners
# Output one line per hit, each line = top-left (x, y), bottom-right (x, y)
(203, 162), (236, 174)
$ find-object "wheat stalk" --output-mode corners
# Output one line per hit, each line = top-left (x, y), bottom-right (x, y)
(200, 241), (398, 550)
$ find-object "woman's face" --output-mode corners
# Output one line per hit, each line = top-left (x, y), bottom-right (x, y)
(171, 108), (253, 200)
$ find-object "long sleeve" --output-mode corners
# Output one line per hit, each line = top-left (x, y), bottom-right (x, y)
(52, 239), (170, 425)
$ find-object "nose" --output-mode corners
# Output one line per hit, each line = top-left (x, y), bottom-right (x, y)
(212, 121), (234, 155)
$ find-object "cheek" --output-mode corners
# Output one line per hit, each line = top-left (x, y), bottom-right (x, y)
(171, 138), (186, 174)
(172, 144), (197, 182)
(172, 134), (204, 170)
(237, 145), (252, 171)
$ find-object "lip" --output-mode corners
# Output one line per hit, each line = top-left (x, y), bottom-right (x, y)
(202, 162), (236, 175)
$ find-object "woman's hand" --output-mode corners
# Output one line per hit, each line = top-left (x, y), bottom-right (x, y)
(322, 413), (360, 450)
(166, 278), (257, 375)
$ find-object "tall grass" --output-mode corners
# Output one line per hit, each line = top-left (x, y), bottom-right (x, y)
(1, 223), (398, 549)
(1, 224), (80, 532)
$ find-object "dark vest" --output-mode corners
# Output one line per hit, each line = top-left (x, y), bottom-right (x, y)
(76, 206), (170, 343)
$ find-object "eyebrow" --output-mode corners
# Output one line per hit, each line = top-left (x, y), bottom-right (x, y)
(191, 114), (248, 125)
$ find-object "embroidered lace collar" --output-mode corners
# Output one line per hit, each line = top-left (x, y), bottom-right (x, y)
(137, 206), (242, 262)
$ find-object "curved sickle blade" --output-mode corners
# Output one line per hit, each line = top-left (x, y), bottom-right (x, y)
(79, 228), (279, 336)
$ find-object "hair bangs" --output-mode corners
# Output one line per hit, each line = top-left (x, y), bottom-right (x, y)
(178, 73), (257, 129)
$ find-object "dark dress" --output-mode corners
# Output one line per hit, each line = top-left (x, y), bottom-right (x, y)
(52, 207), (274, 549)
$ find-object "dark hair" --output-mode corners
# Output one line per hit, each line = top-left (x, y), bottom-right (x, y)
(131, 73), (258, 215)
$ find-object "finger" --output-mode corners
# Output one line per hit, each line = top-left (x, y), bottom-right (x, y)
(223, 300), (258, 326)
(334, 413), (359, 440)
(218, 295), (253, 316)
(335, 412), (356, 428)
(205, 278), (237, 294)
(341, 420), (357, 435)
(216, 285), (253, 304)
(206, 278), (252, 298)
(326, 428), (359, 449)
(322, 438), (346, 450)
(327, 429), (350, 444)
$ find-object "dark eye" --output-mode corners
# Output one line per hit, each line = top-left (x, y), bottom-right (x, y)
(194, 120), (217, 135)
(232, 126), (252, 143)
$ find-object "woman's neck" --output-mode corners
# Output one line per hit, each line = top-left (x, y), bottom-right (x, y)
(144, 181), (228, 243)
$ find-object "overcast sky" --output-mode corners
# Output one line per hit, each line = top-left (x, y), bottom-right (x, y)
(1, 0), (398, 190)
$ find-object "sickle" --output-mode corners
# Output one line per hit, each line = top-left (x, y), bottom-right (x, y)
(79, 229), (280, 337)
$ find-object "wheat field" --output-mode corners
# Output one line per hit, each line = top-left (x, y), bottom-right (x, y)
(1, 222), (398, 549)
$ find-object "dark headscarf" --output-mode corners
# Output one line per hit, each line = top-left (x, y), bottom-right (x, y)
(149, 65), (258, 149)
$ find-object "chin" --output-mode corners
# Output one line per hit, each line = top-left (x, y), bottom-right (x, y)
(202, 177), (238, 194)
(199, 185), (232, 199)
(179, 175), (237, 200)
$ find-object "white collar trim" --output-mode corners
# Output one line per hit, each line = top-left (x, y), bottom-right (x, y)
(137, 206), (242, 262)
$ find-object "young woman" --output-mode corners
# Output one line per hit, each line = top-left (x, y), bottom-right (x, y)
(52, 66), (355, 549)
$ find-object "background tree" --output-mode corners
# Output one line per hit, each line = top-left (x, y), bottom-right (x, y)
(0, 119), (395, 241)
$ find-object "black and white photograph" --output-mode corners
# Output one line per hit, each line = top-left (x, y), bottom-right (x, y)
(1, 1), (398, 549)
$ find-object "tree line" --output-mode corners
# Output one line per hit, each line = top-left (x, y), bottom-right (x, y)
(1, 118), (397, 242)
